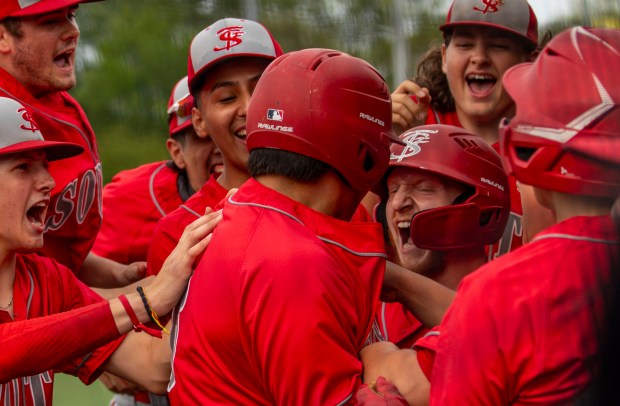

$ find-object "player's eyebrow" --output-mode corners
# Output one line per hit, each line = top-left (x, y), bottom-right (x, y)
(210, 73), (263, 93)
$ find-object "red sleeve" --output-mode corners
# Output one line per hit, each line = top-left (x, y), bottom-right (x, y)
(0, 302), (121, 384)
(413, 329), (440, 381)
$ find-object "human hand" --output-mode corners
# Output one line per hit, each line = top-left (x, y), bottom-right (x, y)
(147, 208), (223, 315)
(99, 371), (143, 395)
(356, 376), (408, 405)
(391, 80), (431, 135)
(116, 261), (147, 286)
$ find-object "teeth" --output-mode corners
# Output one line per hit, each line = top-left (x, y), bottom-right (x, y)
(467, 74), (494, 80)
(397, 221), (409, 229)
(236, 130), (247, 137)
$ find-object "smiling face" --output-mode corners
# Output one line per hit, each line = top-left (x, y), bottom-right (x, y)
(442, 26), (531, 130)
(385, 167), (467, 276)
(0, 150), (55, 256)
(192, 57), (271, 189)
(1, 6), (80, 97)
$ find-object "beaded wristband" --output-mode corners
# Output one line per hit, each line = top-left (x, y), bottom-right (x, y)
(136, 286), (170, 335)
(118, 295), (162, 338)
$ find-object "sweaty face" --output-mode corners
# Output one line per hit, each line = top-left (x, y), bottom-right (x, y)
(385, 167), (467, 277)
(5, 7), (80, 97)
(0, 151), (55, 255)
(442, 26), (530, 130)
(192, 57), (270, 186)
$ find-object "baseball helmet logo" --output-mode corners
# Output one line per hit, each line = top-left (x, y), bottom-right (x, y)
(391, 129), (436, 162)
(214, 26), (245, 51)
(267, 109), (283, 121)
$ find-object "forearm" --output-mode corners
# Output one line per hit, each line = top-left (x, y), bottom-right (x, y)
(92, 276), (155, 300)
(386, 261), (455, 327)
(0, 302), (120, 383)
(80, 252), (127, 288)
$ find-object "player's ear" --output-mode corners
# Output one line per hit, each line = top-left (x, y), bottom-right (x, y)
(166, 138), (187, 170)
(192, 106), (209, 138)
(0, 24), (13, 54)
(441, 44), (448, 75)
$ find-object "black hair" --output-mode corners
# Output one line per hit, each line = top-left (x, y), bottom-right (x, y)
(248, 148), (330, 183)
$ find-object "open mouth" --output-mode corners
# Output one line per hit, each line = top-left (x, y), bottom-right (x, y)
(26, 201), (48, 228)
(397, 221), (414, 249)
(466, 73), (496, 95)
(210, 163), (224, 175)
(234, 129), (247, 141)
(53, 50), (73, 68)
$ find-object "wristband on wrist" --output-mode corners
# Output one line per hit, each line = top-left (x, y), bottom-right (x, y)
(137, 286), (170, 335)
(118, 295), (162, 338)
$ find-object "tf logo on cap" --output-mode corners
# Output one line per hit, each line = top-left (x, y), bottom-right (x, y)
(0, 97), (83, 161)
(187, 18), (283, 95)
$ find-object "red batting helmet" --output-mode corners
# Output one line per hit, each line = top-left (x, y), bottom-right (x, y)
(166, 76), (194, 137)
(500, 26), (620, 198)
(378, 124), (510, 250)
(187, 18), (283, 95)
(246, 48), (402, 191)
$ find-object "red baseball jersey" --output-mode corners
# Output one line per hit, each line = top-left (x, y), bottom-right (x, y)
(147, 174), (227, 277)
(0, 254), (124, 405)
(423, 107), (523, 258)
(92, 161), (184, 264)
(371, 301), (428, 349)
(168, 178), (386, 405)
(430, 216), (618, 405)
(0, 69), (102, 274)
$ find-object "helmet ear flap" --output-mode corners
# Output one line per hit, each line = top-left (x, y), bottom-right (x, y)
(410, 204), (504, 251)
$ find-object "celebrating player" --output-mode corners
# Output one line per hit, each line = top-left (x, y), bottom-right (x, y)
(168, 48), (403, 404)
(387, 0), (551, 258)
(0, 96), (222, 405)
(371, 124), (510, 349)
(146, 17), (283, 276)
(0, 0), (147, 287)
(363, 26), (620, 405)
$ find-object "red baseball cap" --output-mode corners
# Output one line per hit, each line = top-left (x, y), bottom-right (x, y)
(187, 18), (283, 95)
(0, 97), (83, 161)
(440, 0), (538, 46)
(0, 0), (103, 20)
(166, 76), (194, 137)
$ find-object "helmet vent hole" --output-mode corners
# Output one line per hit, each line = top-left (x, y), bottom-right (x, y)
(358, 144), (374, 172)
(516, 147), (536, 162)
(479, 209), (499, 227)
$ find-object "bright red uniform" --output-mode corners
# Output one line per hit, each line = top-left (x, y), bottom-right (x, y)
(0, 254), (123, 405)
(92, 161), (185, 264)
(168, 179), (386, 405)
(372, 302), (427, 349)
(0, 69), (102, 273)
(146, 174), (227, 277)
(430, 216), (618, 405)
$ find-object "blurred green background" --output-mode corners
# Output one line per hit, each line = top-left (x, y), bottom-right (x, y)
(56, 0), (618, 404)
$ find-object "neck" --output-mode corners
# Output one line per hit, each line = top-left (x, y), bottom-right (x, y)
(551, 191), (614, 223)
(256, 172), (361, 221)
(432, 248), (486, 290)
(0, 251), (17, 309)
(217, 167), (250, 191)
(456, 113), (501, 145)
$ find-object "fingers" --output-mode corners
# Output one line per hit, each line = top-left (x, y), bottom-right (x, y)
(391, 80), (432, 134)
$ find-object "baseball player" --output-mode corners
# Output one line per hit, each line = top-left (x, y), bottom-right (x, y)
(0, 0), (146, 287)
(93, 76), (222, 406)
(91, 76), (222, 265)
(428, 26), (620, 404)
(388, 0), (551, 259)
(145, 17), (284, 276)
(371, 124), (510, 349)
(167, 48), (403, 404)
(0, 96), (222, 406)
